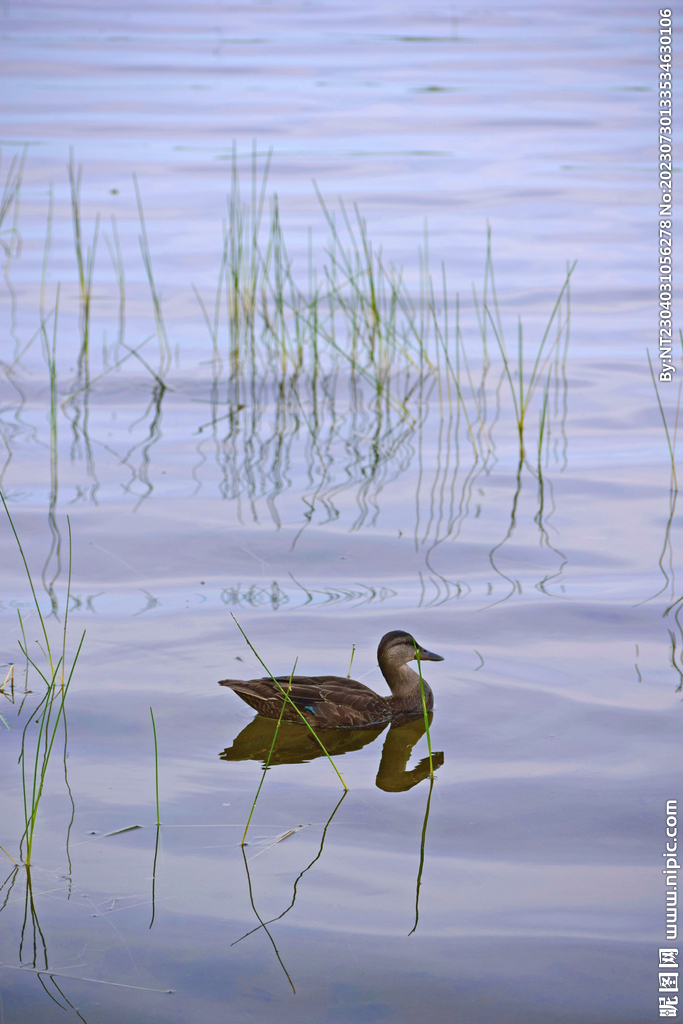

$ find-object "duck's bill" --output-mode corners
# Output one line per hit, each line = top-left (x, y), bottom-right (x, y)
(415, 646), (444, 662)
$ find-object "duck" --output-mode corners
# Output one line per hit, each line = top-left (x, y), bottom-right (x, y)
(218, 629), (444, 729)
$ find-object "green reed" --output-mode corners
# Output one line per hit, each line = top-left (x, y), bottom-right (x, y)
(0, 494), (85, 866)
(413, 640), (434, 779)
(643, 350), (682, 618)
(6, 151), (575, 480)
(1, 146), (28, 359)
(104, 214), (126, 362)
(240, 661), (296, 846)
(133, 174), (172, 375)
(2, 151), (577, 598)
(347, 643), (356, 679)
(231, 615), (348, 791)
(40, 283), (61, 617)
(0, 149), (26, 240)
(150, 706), (160, 826)
(68, 151), (100, 382)
(649, 349), (679, 491)
(486, 255), (576, 459)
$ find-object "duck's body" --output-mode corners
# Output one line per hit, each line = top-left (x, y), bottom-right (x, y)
(219, 630), (444, 729)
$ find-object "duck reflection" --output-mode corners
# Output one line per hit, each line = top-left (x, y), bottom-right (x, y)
(375, 716), (444, 792)
(219, 713), (443, 792)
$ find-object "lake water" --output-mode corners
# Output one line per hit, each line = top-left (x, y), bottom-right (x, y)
(0, 2), (679, 1022)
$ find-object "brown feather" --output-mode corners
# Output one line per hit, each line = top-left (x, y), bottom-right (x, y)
(218, 674), (392, 729)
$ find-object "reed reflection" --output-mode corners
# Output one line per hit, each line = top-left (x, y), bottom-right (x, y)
(234, 791), (348, 995)
(0, 863), (90, 1022)
(224, 713), (443, 981)
(634, 363), (683, 692)
(0, 683), (85, 1019)
(484, 389), (568, 608)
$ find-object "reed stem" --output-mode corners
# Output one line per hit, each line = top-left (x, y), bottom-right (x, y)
(413, 640), (434, 779)
(150, 707), (160, 826)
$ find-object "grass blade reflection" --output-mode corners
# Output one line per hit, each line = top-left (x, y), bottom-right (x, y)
(408, 775), (435, 936)
(240, 844), (296, 994)
(232, 790), (347, 948)
(241, 662), (297, 846)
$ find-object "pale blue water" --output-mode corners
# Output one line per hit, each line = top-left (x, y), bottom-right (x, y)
(0, 2), (678, 1022)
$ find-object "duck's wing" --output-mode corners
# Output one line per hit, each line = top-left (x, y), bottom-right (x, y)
(218, 674), (391, 728)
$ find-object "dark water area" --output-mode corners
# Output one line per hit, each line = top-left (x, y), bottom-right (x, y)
(0, 2), (679, 1022)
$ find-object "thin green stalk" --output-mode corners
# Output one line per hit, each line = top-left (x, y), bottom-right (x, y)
(64, 335), (155, 406)
(485, 261), (576, 455)
(413, 641), (433, 778)
(26, 658), (63, 855)
(537, 377), (550, 472)
(517, 317), (524, 440)
(240, 661), (297, 846)
(17, 611), (32, 837)
(1, 487), (50, 647)
(0, 491), (53, 674)
(133, 174), (171, 375)
(39, 184), (53, 326)
(648, 349), (678, 490)
(68, 152), (99, 382)
(4, 148), (28, 360)
(150, 707), (160, 826)
(23, 632), (84, 865)
(634, 353), (682, 610)
(346, 644), (356, 679)
(231, 615), (347, 791)
(104, 215), (126, 362)
(2, 492), (84, 865)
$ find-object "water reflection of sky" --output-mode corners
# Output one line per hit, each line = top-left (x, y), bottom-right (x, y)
(3, 0), (655, 358)
(0, 2), (678, 1023)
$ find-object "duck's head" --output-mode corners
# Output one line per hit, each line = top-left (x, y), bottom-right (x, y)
(377, 630), (444, 667)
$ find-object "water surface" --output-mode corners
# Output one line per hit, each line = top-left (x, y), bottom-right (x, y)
(0, 2), (677, 1022)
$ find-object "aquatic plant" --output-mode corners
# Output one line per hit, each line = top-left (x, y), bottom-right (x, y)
(13, 150), (570, 445)
(0, 149), (576, 613)
(133, 174), (172, 375)
(68, 150), (100, 382)
(413, 638), (434, 778)
(150, 706), (160, 825)
(0, 493), (85, 867)
(485, 246), (576, 460)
